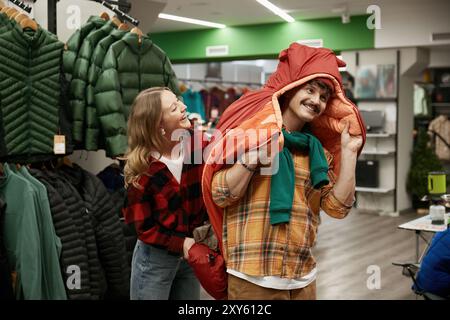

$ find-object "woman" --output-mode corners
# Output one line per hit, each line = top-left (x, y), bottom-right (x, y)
(122, 87), (208, 300)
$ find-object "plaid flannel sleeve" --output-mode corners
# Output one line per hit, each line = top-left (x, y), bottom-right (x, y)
(320, 155), (354, 219)
(211, 168), (242, 208)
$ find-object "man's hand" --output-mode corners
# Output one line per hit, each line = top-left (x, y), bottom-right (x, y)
(341, 121), (363, 154)
(183, 237), (195, 260)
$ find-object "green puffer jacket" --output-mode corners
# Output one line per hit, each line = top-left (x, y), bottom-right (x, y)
(94, 32), (181, 157)
(0, 24), (67, 159)
(63, 16), (107, 82)
(84, 28), (128, 151)
(0, 12), (16, 33)
(70, 20), (117, 143)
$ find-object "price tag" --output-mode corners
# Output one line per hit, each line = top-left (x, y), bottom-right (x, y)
(54, 135), (66, 154)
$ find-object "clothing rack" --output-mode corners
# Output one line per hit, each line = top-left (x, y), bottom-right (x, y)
(47, 0), (136, 34)
(179, 78), (263, 87)
(95, 0), (139, 26)
(100, 0), (131, 12)
(9, 0), (33, 13)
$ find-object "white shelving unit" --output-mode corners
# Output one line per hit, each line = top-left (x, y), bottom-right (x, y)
(361, 150), (396, 156)
(355, 187), (395, 193)
(341, 48), (410, 215)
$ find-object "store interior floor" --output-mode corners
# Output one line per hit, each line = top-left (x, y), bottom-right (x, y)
(201, 209), (424, 300)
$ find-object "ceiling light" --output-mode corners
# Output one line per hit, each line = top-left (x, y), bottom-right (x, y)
(256, 0), (295, 23)
(158, 13), (226, 29)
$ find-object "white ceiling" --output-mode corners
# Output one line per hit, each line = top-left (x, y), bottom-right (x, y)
(145, 0), (414, 33)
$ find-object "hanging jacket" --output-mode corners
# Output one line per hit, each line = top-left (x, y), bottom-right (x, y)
(97, 164), (137, 267)
(70, 20), (117, 144)
(0, 164), (44, 299)
(94, 32), (181, 157)
(202, 43), (366, 253)
(29, 169), (92, 300)
(63, 16), (107, 82)
(0, 24), (69, 161)
(36, 169), (104, 299)
(60, 164), (130, 299)
(47, 170), (106, 300)
(182, 89), (206, 121)
(0, 196), (14, 300)
(0, 12), (15, 33)
(85, 28), (128, 151)
(16, 167), (67, 300)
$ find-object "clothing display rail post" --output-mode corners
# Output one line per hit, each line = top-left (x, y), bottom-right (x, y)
(47, 0), (57, 34)
(9, 0), (34, 13)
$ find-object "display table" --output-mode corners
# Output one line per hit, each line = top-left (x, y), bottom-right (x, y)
(398, 214), (449, 263)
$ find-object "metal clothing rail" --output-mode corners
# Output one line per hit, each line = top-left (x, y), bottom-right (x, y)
(178, 78), (263, 87)
(101, 0), (131, 12)
(94, 0), (139, 26)
(9, 0), (33, 13)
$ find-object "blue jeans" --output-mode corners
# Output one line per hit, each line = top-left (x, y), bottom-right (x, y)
(130, 240), (200, 300)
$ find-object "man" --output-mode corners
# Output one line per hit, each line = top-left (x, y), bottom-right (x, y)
(202, 43), (365, 300)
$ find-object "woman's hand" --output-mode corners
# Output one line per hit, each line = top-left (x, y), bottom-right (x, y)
(183, 237), (195, 260)
(341, 121), (363, 154)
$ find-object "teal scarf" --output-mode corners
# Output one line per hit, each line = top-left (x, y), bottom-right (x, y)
(269, 129), (329, 225)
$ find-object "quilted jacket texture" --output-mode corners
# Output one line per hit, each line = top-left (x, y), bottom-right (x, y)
(0, 24), (73, 161)
(84, 28), (128, 151)
(63, 16), (107, 81)
(70, 20), (117, 143)
(94, 32), (181, 157)
(60, 164), (130, 299)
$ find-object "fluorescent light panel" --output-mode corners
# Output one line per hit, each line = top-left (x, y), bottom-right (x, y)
(256, 0), (295, 23)
(158, 13), (226, 29)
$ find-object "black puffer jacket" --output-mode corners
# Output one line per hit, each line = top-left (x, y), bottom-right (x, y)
(60, 164), (130, 299)
(46, 170), (105, 300)
(97, 165), (137, 267)
(29, 169), (91, 300)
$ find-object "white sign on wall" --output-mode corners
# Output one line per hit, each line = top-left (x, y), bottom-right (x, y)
(206, 45), (229, 57)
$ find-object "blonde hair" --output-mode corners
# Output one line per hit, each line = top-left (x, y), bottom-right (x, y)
(124, 87), (171, 188)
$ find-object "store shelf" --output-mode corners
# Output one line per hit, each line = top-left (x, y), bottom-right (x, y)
(361, 150), (395, 155)
(355, 187), (395, 193)
(366, 132), (396, 138)
(432, 103), (450, 107)
(356, 98), (397, 103)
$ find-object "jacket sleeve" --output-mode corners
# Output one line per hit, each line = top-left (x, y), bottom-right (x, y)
(211, 167), (242, 208)
(94, 46), (127, 157)
(70, 38), (95, 143)
(85, 42), (108, 151)
(63, 30), (81, 81)
(163, 56), (182, 97)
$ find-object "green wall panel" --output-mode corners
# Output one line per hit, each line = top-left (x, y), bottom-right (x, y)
(151, 15), (374, 62)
